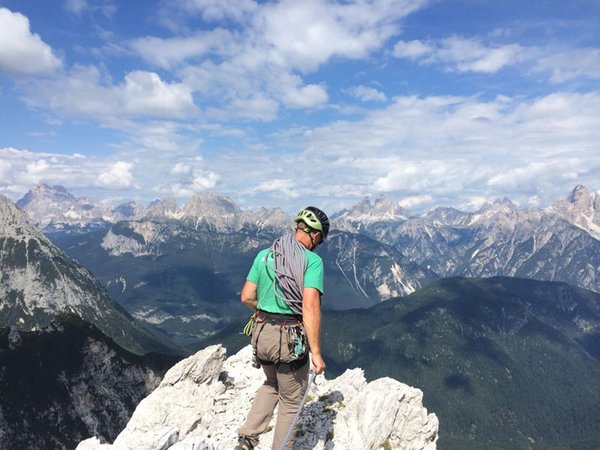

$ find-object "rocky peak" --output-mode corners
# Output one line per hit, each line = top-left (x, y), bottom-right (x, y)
(567, 184), (591, 205)
(334, 196), (410, 233)
(548, 184), (600, 240)
(146, 198), (181, 219)
(15, 184), (113, 230)
(424, 206), (471, 227)
(182, 193), (243, 231)
(0, 194), (41, 238)
(16, 183), (75, 208)
(0, 195), (171, 354)
(77, 344), (438, 450)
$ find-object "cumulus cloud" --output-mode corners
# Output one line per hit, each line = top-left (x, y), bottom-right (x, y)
(531, 48), (600, 83)
(131, 29), (233, 69)
(0, 147), (93, 195)
(346, 85), (387, 102)
(0, 159), (11, 178)
(22, 66), (196, 120)
(266, 91), (600, 211)
(393, 39), (431, 59)
(393, 37), (525, 73)
(122, 71), (196, 117)
(140, 0), (426, 118)
(0, 7), (62, 76)
(254, 179), (300, 199)
(171, 162), (193, 176)
(98, 161), (134, 188)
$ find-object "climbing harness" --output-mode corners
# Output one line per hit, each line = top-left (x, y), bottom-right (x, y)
(249, 310), (308, 373)
(277, 369), (318, 450)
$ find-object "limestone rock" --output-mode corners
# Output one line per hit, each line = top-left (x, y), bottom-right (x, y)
(77, 344), (438, 450)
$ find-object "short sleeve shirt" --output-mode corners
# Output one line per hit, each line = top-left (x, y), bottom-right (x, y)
(246, 247), (324, 314)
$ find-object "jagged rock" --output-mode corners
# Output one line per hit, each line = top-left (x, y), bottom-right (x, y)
(77, 345), (438, 450)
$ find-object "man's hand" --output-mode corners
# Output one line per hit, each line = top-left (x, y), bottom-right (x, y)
(311, 352), (326, 375)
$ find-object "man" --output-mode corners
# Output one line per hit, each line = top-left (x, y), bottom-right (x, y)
(235, 206), (330, 450)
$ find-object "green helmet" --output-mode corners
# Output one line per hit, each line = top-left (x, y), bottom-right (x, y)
(294, 206), (330, 239)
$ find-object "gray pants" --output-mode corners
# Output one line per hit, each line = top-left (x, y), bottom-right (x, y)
(238, 321), (310, 450)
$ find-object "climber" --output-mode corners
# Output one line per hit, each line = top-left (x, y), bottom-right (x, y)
(235, 206), (330, 450)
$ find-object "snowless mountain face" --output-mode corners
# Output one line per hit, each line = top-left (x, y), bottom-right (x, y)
(0, 194), (175, 355)
(333, 195), (412, 233)
(341, 187), (600, 295)
(548, 184), (600, 240)
(17, 184), (291, 234)
(0, 315), (176, 450)
(16, 184), (145, 231)
(77, 344), (439, 450)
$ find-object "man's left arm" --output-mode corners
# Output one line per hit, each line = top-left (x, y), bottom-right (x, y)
(241, 280), (258, 311)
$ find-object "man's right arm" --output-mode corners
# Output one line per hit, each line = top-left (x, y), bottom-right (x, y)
(303, 286), (326, 374)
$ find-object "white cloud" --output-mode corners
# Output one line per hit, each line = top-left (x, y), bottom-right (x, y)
(122, 71), (196, 118)
(0, 159), (11, 178)
(131, 29), (233, 69)
(168, 0), (258, 23)
(346, 85), (387, 102)
(171, 162), (193, 176)
(0, 7), (62, 76)
(393, 39), (431, 59)
(98, 161), (134, 188)
(64, 0), (88, 15)
(255, 179), (300, 199)
(398, 194), (432, 208)
(22, 66), (196, 120)
(26, 159), (50, 175)
(393, 36), (524, 73)
(531, 48), (600, 83)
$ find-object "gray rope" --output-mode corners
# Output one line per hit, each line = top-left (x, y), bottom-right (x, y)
(277, 370), (317, 450)
(267, 232), (307, 315)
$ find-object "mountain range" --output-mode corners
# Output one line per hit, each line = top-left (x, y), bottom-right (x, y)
(3, 184), (600, 448)
(0, 194), (177, 355)
(13, 183), (600, 347)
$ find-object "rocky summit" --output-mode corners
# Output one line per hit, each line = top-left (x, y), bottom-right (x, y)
(77, 345), (438, 450)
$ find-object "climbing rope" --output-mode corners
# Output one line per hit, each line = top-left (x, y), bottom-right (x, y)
(267, 232), (308, 315)
(277, 369), (317, 450)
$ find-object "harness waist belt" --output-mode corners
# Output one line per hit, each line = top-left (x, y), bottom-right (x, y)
(257, 310), (302, 325)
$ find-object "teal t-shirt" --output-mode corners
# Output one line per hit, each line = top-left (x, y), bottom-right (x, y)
(246, 247), (324, 314)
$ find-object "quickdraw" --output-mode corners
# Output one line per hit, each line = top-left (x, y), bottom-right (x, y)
(243, 310), (259, 336)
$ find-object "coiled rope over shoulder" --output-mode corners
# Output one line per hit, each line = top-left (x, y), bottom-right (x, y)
(268, 232), (308, 315)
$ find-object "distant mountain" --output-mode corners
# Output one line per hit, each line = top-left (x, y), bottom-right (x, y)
(16, 184), (144, 231)
(333, 195), (413, 232)
(50, 218), (435, 348)
(0, 194), (178, 355)
(16, 184), (291, 234)
(548, 184), (600, 240)
(342, 187), (600, 294)
(204, 276), (600, 450)
(0, 314), (178, 450)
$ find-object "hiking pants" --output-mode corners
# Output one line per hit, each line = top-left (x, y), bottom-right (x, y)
(238, 321), (310, 450)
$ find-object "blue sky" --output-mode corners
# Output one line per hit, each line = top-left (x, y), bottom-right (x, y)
(0, 0), (599, 214)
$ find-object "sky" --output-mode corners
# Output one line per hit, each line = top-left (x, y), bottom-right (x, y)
(0, 0), (599, 215)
